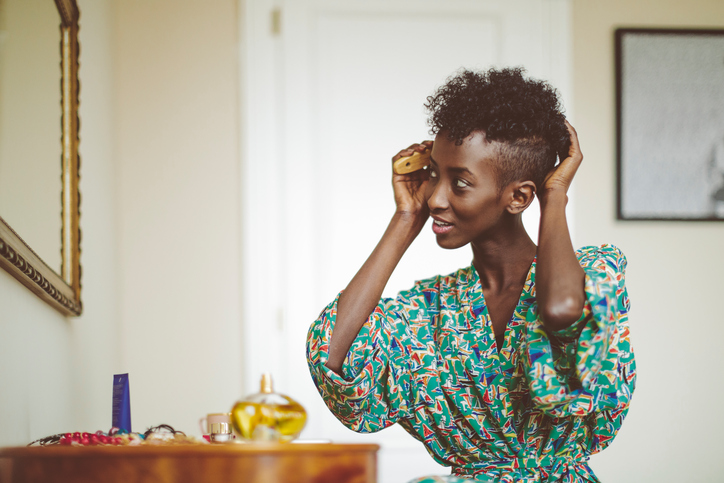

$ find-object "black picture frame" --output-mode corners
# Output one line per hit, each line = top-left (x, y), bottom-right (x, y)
(616, 28), (724, 221)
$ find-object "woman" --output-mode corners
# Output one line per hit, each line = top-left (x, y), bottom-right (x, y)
(306, 67), (635, 482)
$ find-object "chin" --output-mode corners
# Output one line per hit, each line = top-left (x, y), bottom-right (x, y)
(434, 236), (469, 250)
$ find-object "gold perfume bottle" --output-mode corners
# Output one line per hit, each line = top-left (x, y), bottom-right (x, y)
(231, 373), (307, 443)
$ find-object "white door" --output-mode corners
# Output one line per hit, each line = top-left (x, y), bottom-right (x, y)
(240, 1), (571, 481)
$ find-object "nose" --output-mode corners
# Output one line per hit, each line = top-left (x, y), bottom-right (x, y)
(427, 179), (449, 213)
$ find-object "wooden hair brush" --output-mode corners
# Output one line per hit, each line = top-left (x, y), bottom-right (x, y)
(393, 150), (431, 174)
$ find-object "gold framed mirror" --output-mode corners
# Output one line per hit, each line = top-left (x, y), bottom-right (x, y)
(0, 0), (81, 316)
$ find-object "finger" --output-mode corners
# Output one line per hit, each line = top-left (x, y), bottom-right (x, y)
(392, 168), (429, 188)
(553, 121), (583, 181)
(553, 154), (582, 185)
(393, 141), (433, 163)
(563, 120), (583, 161)
(394, 142), (427, 160)
(402, 168), (430, 182)
(392, 148), (415, 162)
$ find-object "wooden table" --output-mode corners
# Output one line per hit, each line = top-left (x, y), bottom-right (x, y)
(0, 443), (378, 483)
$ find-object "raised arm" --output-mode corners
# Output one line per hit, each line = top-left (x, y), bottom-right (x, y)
(326, 141), (433, 374)
(535, 121), (586, 331)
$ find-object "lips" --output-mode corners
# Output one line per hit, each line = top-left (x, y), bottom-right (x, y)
(432, 218), (454, 235)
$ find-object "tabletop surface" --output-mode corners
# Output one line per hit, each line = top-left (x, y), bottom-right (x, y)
(0, 442), (380, 483)
(0, 442), (379, 456)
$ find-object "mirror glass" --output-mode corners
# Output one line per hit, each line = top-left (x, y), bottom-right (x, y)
(0, 0), (62, 273)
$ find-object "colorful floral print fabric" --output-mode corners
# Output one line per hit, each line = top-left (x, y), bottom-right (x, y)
(306, 245), (636, 483)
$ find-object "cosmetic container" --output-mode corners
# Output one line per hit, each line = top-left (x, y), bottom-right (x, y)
(231, 373), (307, 442)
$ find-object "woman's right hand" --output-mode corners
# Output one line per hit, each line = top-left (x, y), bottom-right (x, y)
(330, 140), (433, 373)
(391, 141), (433, 223)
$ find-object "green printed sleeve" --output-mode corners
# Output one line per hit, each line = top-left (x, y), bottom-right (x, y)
(306, 292), (415, 433)
(522, 244), (636, 420)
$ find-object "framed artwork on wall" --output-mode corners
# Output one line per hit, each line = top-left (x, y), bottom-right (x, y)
(0, 0), (82, 315)
(616, 28), (724, 221)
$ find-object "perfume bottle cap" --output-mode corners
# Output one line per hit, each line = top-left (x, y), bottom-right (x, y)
(260, 373), (273, 394)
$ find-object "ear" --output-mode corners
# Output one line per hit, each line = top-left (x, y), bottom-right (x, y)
(506, 180), (536, 215)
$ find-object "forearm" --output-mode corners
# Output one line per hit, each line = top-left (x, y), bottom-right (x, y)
(326, 212), (424, 373)
(536, 191), (585, 330)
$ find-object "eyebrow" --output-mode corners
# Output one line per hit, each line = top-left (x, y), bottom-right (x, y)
(429, 155), (475, 177)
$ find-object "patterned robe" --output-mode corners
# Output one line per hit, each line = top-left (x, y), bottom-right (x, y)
(306, 245), (636, 482)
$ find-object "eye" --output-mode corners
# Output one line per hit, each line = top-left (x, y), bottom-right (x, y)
(455, 178), (469, 189)
(429, 168), (438, 178)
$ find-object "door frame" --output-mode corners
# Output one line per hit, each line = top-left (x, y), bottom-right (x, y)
(237, 0), (574, 416)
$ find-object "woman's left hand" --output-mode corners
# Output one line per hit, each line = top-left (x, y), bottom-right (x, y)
(535, 120), (586, 330)
(540, 120), (582, 203)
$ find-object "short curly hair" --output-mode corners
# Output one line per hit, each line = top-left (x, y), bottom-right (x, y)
(425, 67), (570, 192)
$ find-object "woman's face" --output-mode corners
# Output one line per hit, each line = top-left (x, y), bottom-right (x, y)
(426, 131), (511, 249)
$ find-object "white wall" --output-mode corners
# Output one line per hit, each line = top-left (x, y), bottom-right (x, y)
(0, 0), (244, 445)
(71, 0), (122, 433)
(0, 0), (120, 445)
(572, 1), (724, 481)
(113, 0), (243, 434)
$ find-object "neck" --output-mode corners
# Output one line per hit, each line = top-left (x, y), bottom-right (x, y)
(470, 214), (536, 291)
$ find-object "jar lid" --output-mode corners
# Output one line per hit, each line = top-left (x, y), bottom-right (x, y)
(209, 422), (232, 434)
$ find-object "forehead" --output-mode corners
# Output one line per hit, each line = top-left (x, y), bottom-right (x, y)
(430, 131), (500, 176)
